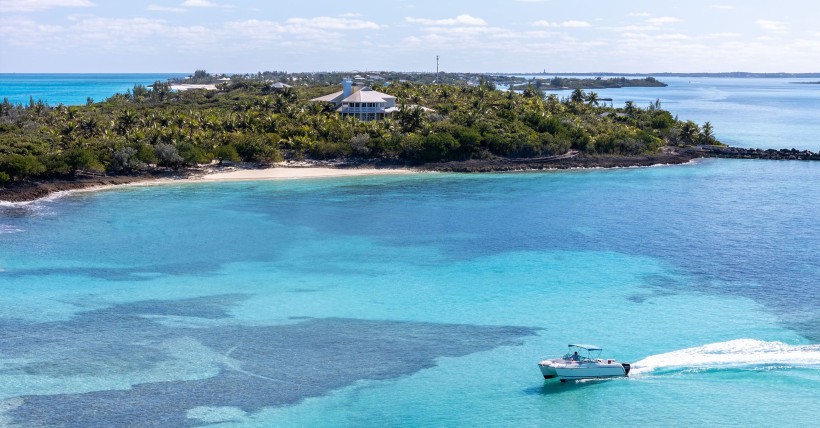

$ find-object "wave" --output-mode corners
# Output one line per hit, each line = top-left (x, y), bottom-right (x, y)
(630, 339), (820, 376)
(0, 189), (75, 207)
(0, 224), (23, 234)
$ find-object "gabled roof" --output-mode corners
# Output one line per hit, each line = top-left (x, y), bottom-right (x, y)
(311, 90), (344, 103)
(342, 88), (395, 103)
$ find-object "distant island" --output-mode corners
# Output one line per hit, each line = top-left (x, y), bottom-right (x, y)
(170, 70), (667, 91)
(508, 76), (667, 91)
(1, 70), (817, 202)
(532, 72), (820, 78)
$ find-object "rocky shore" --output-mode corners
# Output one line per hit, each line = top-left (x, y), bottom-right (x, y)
(417, 148), (700, 173)
(0, 171), (189, 203)
(699, 146), (820, 160)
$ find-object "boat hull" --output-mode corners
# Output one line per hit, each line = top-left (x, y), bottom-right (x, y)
(553, 363), (626, 380)
(539, 359), (628, 381)
(539, 364), (558, 379)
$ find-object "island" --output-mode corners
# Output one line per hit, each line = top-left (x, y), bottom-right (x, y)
(1, 71), (818, 202)
(508, 76), (667, 91)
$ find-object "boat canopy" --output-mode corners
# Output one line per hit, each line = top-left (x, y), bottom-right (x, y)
(568, 344), (602, 351)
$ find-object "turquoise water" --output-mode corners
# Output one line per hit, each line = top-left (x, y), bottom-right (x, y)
(1, 78), (820, 426)
(2, 160), (819, 427)
(0, 73), (187, 106)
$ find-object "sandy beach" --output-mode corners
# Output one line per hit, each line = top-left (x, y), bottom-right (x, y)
(170, 84), (217, 91)
(195, 165), (414, 182)
(0, 164), (416, 203)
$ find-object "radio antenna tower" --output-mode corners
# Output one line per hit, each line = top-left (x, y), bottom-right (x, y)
(436, 55), (440, 84)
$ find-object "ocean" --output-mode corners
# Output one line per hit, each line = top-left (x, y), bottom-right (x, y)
(535, 75), (820, 152)
(0, 73), (188, 106)
(1, 76), (819, 427)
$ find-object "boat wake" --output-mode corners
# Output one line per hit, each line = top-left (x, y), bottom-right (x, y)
(630, 339), (820, 376)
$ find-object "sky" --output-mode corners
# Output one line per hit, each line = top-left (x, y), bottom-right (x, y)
(1, 0), (819, 73)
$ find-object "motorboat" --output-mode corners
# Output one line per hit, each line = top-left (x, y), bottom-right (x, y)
(538, 344), (631, 381)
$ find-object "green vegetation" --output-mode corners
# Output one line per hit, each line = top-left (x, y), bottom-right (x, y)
(0, 78), (718, 185)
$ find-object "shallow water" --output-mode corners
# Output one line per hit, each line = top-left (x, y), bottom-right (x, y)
(1, 158), (818, 426)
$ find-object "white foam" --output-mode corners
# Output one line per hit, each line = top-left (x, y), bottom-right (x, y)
(0, 225), (23, 234)
(631, 339), (820, 375)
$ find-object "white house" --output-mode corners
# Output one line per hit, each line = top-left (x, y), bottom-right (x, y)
(311, 79), (430, 121)
(311, 79), (397, 121)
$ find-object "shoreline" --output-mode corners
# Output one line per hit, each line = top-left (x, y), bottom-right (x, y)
(3, 146), (818, 204)
(0, 163), (416, 204)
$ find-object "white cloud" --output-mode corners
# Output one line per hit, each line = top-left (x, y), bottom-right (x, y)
(147, 4), (185, 13)
(628, 12), (651, 17)
(645, 16), (680, 25)
(756, 20), (787, 31)
(708, 32), (742, 38)
(532, 20), (591, 28)
(406, 14), (487, 26)
(286, 16), (381, 30)
(606, 24), (660, 33)
(655, 33), (690, 41)
(0, 0), (93, 12)
(0, 16), (62, 45)
(710, 4), (734, 10)
(180, 0), (230, 8)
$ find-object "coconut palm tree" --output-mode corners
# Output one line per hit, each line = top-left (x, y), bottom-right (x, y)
(570, 88), (585, 104)
(701, 121), (715, 144)
(585, 91), (600, 107)
(679, 121), (700, 145)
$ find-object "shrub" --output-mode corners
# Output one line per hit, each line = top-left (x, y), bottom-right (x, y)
(0, 154), (46, 180)
(110, 147), (145, 173)
(350, 133), (371, 156)
(214, 145), (241, 164)
(178, 143), (211, 165)
(40, 154), (71, 176)
(420, 133), (459, 162)
(155, 143), (183, 168)
(231, 134), (282, 163)
(65, 148), (103, 173)
(137, 144), (158, 164)
(309, 141), (351, 159)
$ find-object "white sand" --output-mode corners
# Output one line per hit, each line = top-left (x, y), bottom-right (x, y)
(170, 84), (217, 91)
(196, 166), (414, 182)
(2, 165), (416, 205)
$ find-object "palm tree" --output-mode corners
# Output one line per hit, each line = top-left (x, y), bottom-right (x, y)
(570, 88), (585, 104)
(701, 121), (715, 144)
(585, 91), (600, 107)
(624, 101), (637, 117)
(679, 121), (700, 145)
